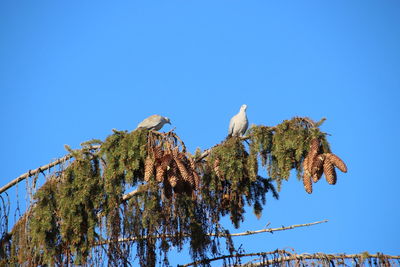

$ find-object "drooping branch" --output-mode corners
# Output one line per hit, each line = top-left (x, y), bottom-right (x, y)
(95, 220), (328, 246)
(2, 117), (342, 266)
(181, 250), (400, 267)
(0, 145), (101, 195)
(0, 154), (72, 195)
(0, 116), (325, 194)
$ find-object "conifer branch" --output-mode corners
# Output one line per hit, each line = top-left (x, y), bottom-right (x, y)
(0, 146), (101, 194)
(0, 154), (72, 195)
(0, 116), (324, 193)
(181, 250), (400, 267)
(95, 220), (328, 246)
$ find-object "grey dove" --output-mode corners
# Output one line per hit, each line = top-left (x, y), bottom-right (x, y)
(228, 104), (248, 137)
(136, 115), (171, 131)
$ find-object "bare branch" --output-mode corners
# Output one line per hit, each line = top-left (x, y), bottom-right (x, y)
(179, 250), (286, 267)
(95, 220), (328, 246)
(0, 145), (101, 195)
(181, 250), (400, 267)
(240, 252), (400, 266)
(0, 154), (71, 195)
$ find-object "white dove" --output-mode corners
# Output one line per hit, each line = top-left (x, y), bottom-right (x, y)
(136, 115), (171, 131)
(228, 104), (248, 137)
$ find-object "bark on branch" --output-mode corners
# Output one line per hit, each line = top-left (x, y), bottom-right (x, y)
(181, 250), (400, 267)
(0, 145), (101, 194)
(95, 220), (328, 246)
(244, 253), (400, 266)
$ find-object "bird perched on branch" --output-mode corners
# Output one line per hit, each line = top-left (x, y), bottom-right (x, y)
(228, 104), (248, 137)
(136, 115), (171, 131)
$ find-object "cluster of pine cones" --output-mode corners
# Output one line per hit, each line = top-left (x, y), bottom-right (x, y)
(144, 145), (200, 198)
(302, 138), (347, 194)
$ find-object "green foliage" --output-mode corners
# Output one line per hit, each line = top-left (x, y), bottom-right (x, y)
(205, 137), (276, 228)
(250, 117), (330, 190)
(30, 179), (62, 265)
(2, 117), (338, 267)
(59, 156), (103, 264)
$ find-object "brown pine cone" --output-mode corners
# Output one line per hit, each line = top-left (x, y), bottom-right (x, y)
(311, 154), (325, 183)
(326, 153), (347, 173)
(156, 164), (166, 183)
(323, 157), (337, 185)
(174, 156), (195, 188)
(303, 138), (320, 174)
(303, 172), (313, 194)
(153, 146), (164, 159)
(144, 156), (155, 182)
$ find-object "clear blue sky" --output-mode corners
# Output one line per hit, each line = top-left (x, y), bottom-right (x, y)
(1, 1), (399, 265)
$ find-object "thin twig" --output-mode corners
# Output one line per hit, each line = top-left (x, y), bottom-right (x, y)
(239, 253), (400, 266)
(181, 250), (400, 267)
(95, 220), (328, 246)
(0, 155), (70, 195)
(179, 250), (287, 267)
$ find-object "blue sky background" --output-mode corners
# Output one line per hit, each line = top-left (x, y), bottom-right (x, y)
(1, 1), (399, 265)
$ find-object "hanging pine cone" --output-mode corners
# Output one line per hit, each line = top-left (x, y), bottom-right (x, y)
(160, 154), (172, 170)
(326, 153), (347, 173)
(189, 157), (201, 190)
(156, 164), (166, 183)
(323, 157), (337, 185)
(311, 154), (325, 183)
(303, 172), (313, 194)
(303, 138), (320, 174)
(310, 138), (320, 153)
(174, 154), (195, 188)
(144, 156), (155, 182)
(303, 155), (310, 173)
(312, 167), (324, 183)
(153, 146), (164, 159)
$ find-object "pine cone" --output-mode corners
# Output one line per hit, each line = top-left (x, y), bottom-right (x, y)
(303, 138), (320, 174)
(174, 155), (195, 188)
(189, 157), (201, 190)
(303, 154), (311, 173)
(156, 164), (166, 183)
(303, 172), (313, 194)
(160, 154), (172, 170)
(153, 146), (164, 159)
(144, 156), (155, 182)
(312, 167), (324, 183)
(323, 157), (337, 185)
(311, 154), (325, 183)
(326, 153), (347, 173)
(310, 138), (320, 153)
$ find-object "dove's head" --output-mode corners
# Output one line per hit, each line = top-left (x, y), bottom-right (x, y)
(240, 104), (248, 111)
(163, 117), (171, 125)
